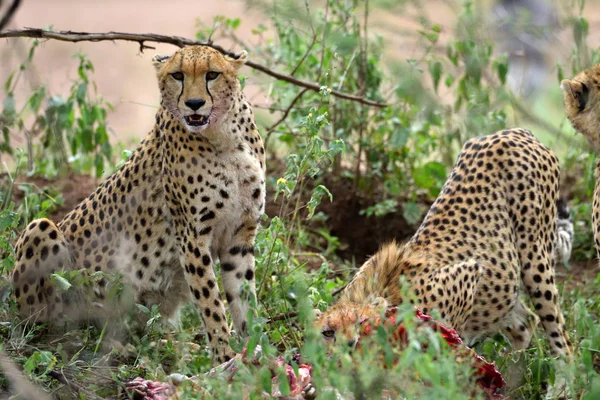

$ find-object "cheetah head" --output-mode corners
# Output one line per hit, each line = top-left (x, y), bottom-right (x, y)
(314, 297), (388, 347)
(560, 64), (600, 151)
(152, 46), (247, 134)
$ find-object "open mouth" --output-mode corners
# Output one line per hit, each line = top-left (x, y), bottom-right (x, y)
(184, 114), (209, 127)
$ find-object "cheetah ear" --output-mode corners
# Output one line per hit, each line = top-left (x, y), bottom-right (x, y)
(313, 308), (323, 319)
(560, 79), (589, 113)
(225, 50), (248, 70)
(152, 54), (171, 73)
(370, 297), (388, 311)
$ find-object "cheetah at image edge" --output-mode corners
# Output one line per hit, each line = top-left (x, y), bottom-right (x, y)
(316, 129), (572, 359)
(11, 46), (266, 363)
(561, 64), (600, 263)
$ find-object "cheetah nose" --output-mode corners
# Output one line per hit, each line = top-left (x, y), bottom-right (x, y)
(185, 98), (206, 111)
(347, 339), (357, 348)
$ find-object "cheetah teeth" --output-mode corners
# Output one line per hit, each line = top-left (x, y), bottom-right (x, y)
(185, 114), (209, 126)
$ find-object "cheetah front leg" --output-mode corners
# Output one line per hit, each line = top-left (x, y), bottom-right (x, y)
(219, 219), (258, 337)
(500, 299), (539, 351)
(179, 234), (235, 363)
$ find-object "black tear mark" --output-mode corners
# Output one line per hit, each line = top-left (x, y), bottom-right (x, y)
(578, 81), (590, 111)
(176, 54), (185, 112)
(206, 71), (214, 116)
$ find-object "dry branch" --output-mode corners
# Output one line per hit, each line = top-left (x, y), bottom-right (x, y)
(0, 0), (21, 30)
(0, 28), (388, 108)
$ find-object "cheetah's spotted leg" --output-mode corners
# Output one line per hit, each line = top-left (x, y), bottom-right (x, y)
(12, 219), (71, 322)
(514, 177), (572, 358)
(520, 247), (572, 358)
(219, 219), (258, 337)
(593, 160), (600, 265)
(501, 299), (539, 351)
(180, 236), (234, 363)
(418, 259), (482, 333)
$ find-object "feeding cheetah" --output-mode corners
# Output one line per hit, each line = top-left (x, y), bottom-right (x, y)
(561, 64), (600, 263)
(10, 46), (266, 363)
(315, 129), (572, 358)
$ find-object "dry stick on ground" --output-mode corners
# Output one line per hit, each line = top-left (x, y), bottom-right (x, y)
(0, 28), (388, 108)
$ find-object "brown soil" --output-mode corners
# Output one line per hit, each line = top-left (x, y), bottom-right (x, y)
(557, 258), (600, 292)
(318, 176), (419, 262)
(2, 172), (98, 223)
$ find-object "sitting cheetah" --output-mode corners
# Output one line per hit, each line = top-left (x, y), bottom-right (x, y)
(11, 46), (266, 363)
(560, 64), (600, 262)
(316, 129), (572, 358)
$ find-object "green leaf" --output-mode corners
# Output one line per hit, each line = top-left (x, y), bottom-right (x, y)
(3, 94), (16, 117)
(24, 350), (55, 375)
(574, 16), (589, 50)
(238, 75), (247, 89)
(306, 185), (332, 220)
(28, 86), (47, 114)
(50, 273), (72, 292)
(277, 367), (291, 396)
(556, 64), (564, 83)
(136, 303), (150, 314)
(493, 57), (508, 85)
(412, 161), (447, 189)
(4, 71), (15, 93)
(245, 332), (259, 357)
(428, 61), (442, 93)
(259, 366), (272, 394)
(402, 202), (423, 225)
(0, 211), (17, 230)
(390, 125), (410, 149)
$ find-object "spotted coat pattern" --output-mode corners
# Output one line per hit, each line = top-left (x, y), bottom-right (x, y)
(11, 46), (266, 364)
(316, 129), (572, 358)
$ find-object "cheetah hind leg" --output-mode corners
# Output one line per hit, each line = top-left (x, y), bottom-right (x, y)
(417, 259), (483, 334)
(12, 219), (73, 323)
(501, 299), (539, 351)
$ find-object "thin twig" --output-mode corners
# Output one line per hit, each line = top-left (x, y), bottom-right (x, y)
(353, 0), (370, 191)
(266, 311), (299, 324)
(0, 28), (388, 108)
(264, 87), (310, 148)
(0, 0), (20, 30)
(332, 284), (347, 297)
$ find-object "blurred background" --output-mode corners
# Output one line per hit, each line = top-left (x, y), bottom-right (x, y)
(1, 0), (598, 142)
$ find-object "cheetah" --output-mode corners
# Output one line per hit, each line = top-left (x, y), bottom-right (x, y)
(560, 64), (600, 263)
(315, 129), (572, 358)
(10, 46), (266, 364)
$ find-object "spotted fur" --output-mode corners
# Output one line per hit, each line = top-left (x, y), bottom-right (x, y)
(11, 46), (266, 364)
(316, 129), (572, 358)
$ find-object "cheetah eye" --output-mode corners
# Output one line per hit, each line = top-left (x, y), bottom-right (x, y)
(206, 71), (220, 81)
(322, 329), (335, 338)
(171, 72), (184, 81)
